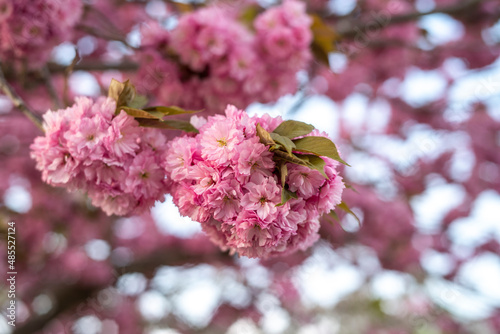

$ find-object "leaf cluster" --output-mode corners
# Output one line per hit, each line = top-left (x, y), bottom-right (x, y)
(256, 120), (349, 206)
(108, 79), (199, 133)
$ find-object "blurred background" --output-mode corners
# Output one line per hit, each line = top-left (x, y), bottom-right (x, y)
(0, 0), (499, 333)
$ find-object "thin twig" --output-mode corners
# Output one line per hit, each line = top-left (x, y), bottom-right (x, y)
(0, 63), (44, 132)
(63, 50), (81, 107)
(47, 61), (139, 73)
(40, 66), (62, 109)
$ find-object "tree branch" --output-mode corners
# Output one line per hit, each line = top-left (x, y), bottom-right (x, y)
(13, 247), (232, 334)
(47, 61), (139, 73)
(0, 63), (44, 132)
(336, 0), (485, 38)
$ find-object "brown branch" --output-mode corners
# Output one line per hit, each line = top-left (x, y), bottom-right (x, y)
(47, 61), (139, 73)
(13, 247), (232, 334)
(336, 0), (485, 38)
(0, 63), (44, 132)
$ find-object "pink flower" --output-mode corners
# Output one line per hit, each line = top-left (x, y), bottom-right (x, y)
(164, 136), (200, 181)
(172, 184), (210, 223)
(31, 97), (170, 216)
(164, 105), (345, 258)
(263, 27), (295, 59)
(207, 178), (242, 221)
(65, 115), (107, 162)
(105, 110), (141, 159)
(241, 173), (281, 220)
(136, 0), (311, 114)
(287, 164), (326, 198)
(316, 164), (345, 215)
(89, 191), (136, 217)
(125, 150), (165, 199)
(200, 118), (242, 165)
(0, 0), (83, 67)
(188, 162), (220, 195)
(235, 138), (275, 179)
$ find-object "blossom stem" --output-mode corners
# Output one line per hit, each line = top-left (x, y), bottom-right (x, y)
(0, 63), (44, 132)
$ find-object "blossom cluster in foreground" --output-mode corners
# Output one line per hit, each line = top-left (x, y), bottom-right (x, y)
(30, 97), (169, 216)
(0, 0), (82, 67)
(137, 0), (312, 112)
(165, 105), (345, 258)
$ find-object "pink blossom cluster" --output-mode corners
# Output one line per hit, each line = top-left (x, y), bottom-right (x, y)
(164, 105), (345, 258)
(136, 0), (312, 113)
(0, 0), (83, 67)
(30, 97), (169, 216)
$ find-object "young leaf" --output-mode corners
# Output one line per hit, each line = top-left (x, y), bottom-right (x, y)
(329, 210), (339, 221)
(279, 162), (288, 188)
(239, 4), (263, 29)
(293, 136), (350, 166)
(108, 79), (136, 109)
(272, 120), (314, 139)
(345, 183), (359, 193)
(270, 133), (296, 156)
(256, 123), (276, 148)
(143, 106), (201, 116)
(273, 150), (311, 167)
(136, 118), (199, 133)
(120, 106), (163, 120)
(310, 14), (338, 67)
(296, 154), (327, 178)
(128, 95), (149, 109)
(337, 201), (361, 225)
(277, 188), (297, 207)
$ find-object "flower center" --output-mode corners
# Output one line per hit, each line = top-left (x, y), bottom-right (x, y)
(217, 138), (227, 147)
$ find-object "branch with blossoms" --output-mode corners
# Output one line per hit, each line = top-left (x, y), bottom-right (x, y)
(1, 0), (500, 332)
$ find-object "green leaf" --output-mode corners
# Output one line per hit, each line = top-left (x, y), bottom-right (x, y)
(325, 209), (340, 227)
(337, 201), (361, 225)
(108, 79), (136, 110)
(280, 162), (288, 188)
(273, 150), (311, 167)
(277, 188), (297, 207)
(271, 133), (296, 156)
(239, 5), (263, 29)
(293, 136), (350, 166)
(136, 118), (198, 133)
(121, 106), (163, 119)
(329, 210), (339, 221)
(128, 95), (149, 109)
(143, 106), (201, 116)
(296, 154), (327, 178)
(256, 123), (276, 148)
(310, 14), (338, 67)
(345, 183), (359, 193)
(273, 120), (315, 139)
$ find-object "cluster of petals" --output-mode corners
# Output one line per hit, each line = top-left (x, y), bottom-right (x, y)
(0, 0), (83, 66)
(164, 105), (345, 258)
(30, 97), (169, 216)
(136, 0), (312, 113)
